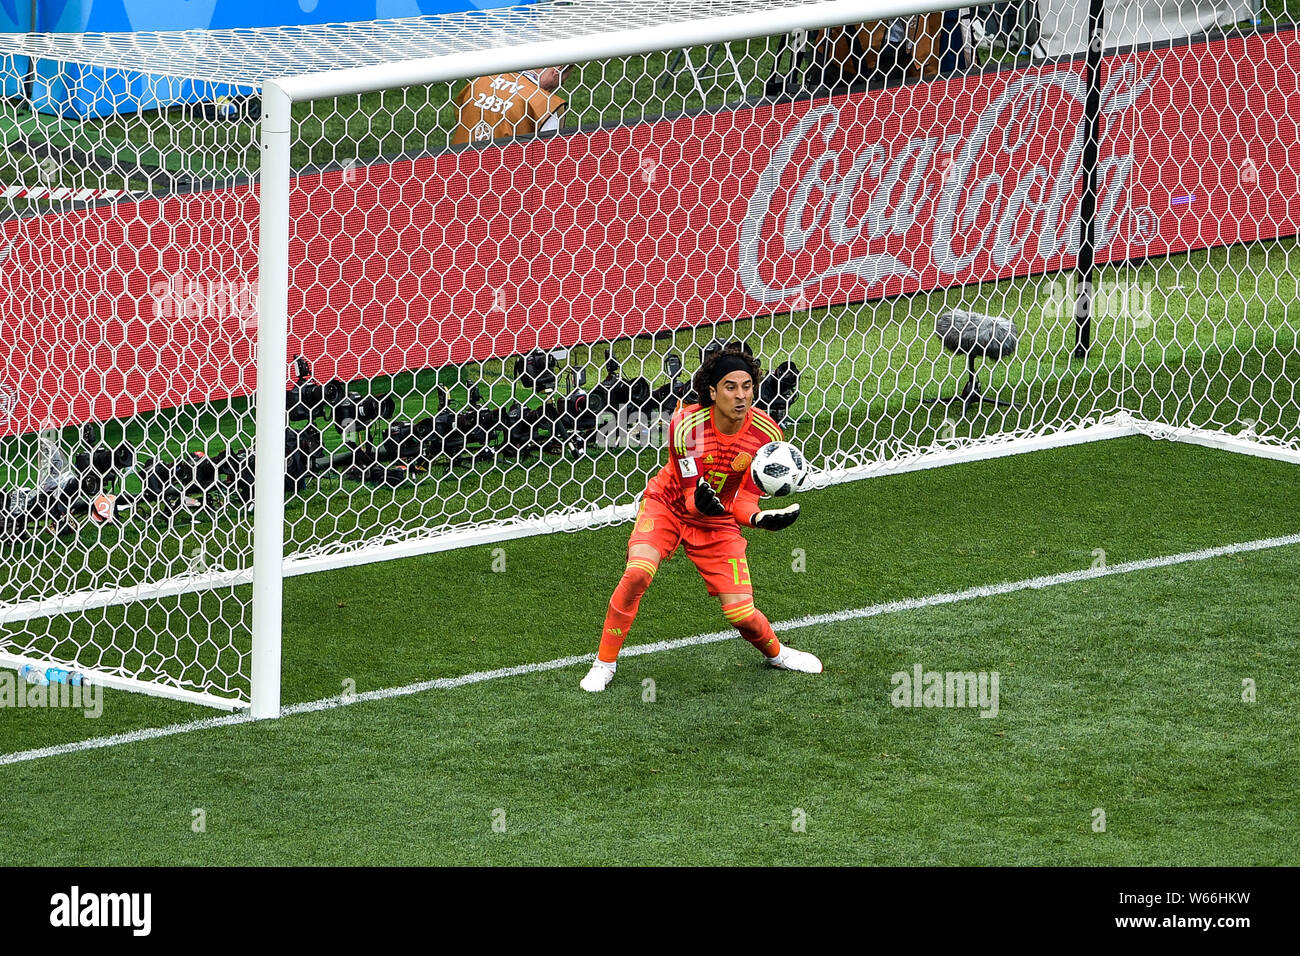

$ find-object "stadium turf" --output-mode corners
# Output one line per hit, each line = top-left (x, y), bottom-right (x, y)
(0, 436), (1297, 865)
(0, 10), (1297, 866)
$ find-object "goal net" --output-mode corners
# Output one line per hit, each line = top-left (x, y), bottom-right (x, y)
(0, 0), (1295, 714)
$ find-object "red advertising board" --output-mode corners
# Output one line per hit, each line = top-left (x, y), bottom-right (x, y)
(2, 28), (1297, 436)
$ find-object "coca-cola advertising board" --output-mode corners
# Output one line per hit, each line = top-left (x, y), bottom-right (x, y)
(1, 28), (1296, 436)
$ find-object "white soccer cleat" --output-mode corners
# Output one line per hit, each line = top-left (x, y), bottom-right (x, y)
(770, 645), (823, 674)
(580, 659), (617, 692)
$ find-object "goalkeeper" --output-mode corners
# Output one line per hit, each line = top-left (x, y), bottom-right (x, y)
(581, 347), (822, 692)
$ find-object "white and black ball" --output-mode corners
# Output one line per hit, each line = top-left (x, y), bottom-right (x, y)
(750, 441), (807, 497)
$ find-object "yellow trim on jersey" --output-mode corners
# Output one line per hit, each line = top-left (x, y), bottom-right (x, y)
(751, 410), (783, 444)
(753, 421), (782, 445)
(673, 408), (710, 455)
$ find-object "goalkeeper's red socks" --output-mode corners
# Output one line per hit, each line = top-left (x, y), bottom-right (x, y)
(723, 598), (781, 658)
(597, 557), (658, 663)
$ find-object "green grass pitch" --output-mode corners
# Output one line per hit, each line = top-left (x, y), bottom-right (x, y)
(1, 435), (1297, 865)
(0, 10), (1298, 866)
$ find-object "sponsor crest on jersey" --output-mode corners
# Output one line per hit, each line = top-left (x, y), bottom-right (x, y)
(678, 456), (698, 478)
(731, 452), (752, 473)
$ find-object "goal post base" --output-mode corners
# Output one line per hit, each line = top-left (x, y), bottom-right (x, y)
(283, 501), (643, 579)
(0, 652), (248, 712)
(802, 415), (1144, 491)
(1128, 420), (1300, 467)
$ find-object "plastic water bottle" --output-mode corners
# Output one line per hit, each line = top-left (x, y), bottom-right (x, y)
(48, 669), (90, 686)
(16, 665), (89, 685)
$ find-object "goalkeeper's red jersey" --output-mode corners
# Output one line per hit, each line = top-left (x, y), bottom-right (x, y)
(643, 403), (784, 529)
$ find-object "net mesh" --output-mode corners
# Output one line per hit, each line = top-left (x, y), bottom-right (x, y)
(0, 0), (1295, 706)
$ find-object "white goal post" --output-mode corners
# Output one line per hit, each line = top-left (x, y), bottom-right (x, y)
(0, 0), (1295, 718)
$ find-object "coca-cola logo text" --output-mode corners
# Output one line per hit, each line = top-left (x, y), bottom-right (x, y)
(741, 62), (1159, 304)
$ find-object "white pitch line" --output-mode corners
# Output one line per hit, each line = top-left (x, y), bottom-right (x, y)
(2, 531), (1298, 768)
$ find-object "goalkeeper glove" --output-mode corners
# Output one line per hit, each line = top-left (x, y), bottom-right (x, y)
(694, 481), (728, 517)
(750, 503), (800, 531)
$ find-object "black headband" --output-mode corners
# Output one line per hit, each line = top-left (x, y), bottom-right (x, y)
(708, 354), (752, 388)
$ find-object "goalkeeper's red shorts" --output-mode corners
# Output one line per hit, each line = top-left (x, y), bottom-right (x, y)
(627, 496), (752, 597)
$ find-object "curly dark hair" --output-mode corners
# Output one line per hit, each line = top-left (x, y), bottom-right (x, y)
(692, 346), (763, 408)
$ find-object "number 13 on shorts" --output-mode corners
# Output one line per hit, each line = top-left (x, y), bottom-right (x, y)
(727, 557), (751, 586)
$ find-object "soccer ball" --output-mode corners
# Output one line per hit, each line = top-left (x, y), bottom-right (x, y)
(750, 441), (807, 497)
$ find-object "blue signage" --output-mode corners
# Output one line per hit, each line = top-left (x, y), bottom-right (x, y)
(5, 1), (531, 116)
(0, 1), (33, 99)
